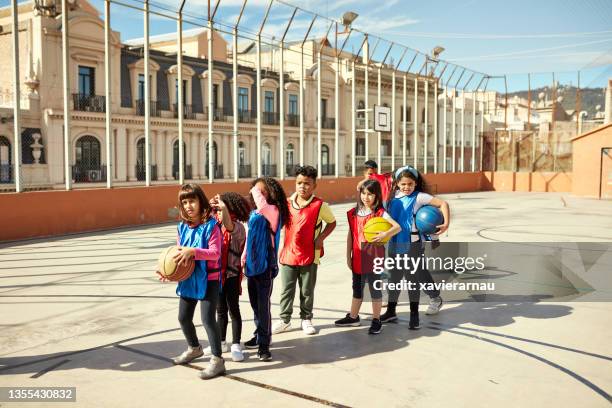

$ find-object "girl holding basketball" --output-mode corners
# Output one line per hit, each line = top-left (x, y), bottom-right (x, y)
(166, 183), (225, 379)
(208, 192), (250, 362)
(381, 166), (450, 329)
(334, 179), (400, 335)
(242, 177), (290, 361)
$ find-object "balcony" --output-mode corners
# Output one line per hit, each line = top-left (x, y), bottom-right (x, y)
(263, 111), (280, 125)
(356, 117), (373, 130)
(72, 94), (105, 112)
(322, 117), (336, 129)
(136, 164), (158, 181)
(72, 165), (107, 183)
(321, 163), (335, 176)
(205, 108), (231, 122)
(237, 110), (255, 124)
(0, 164), (12, 183)
(261, 164), (277, 177)
(286, 114), (299, 127)
(205, 164), (224, 179)
(172, 164), (192, 180)
(239, 164), (251, 178)
(135, 100), (160, 117)
(173, 104), (196, 120)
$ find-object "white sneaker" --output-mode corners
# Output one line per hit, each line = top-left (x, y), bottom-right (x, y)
(301, 319), (317, 335)
(272, 320), (292, 334)
(425, 296), (443, 315)
(230, 343), (244, 362)
(172, 345), (203, 365)
(199, 356), (225, 380)
(204, 341), (230, 356)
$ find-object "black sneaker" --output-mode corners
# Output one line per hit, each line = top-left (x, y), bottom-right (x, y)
(244, 337), (258, 349)
(257, 345), (272, 361)
(380, 309), (398, 323)
(334, 313), (361, 327)
(368, 318), (383, 335)
(409, 312), (420, 330)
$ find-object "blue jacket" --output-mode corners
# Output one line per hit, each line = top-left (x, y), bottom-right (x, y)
(245, 211), (282, 278)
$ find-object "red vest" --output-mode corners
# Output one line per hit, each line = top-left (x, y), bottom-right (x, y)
(279, 196), (324, 266)
(369, 173), (393, 203)
(347, 207), (386, 275)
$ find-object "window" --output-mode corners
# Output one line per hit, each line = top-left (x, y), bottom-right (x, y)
(175, 79), (187, 105)
(321, 98), (328, 119)
(213, 84), (219, 110)
(264, 91), (274, 112)
(138, 74), (153, 101)
(238, 141), (245, 166)
(262, 143), (271, 165)
(0, 136), (11, 183)
(78, 66), (95, 96)
(357, 100), (364, 118)
(288, 94), (298, 115)
(75, 135), (100, 168)
(286, 143), (294, 166)
(238, 87), (249, 111)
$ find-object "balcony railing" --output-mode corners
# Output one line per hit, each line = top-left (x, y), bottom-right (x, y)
(136, 164), (158, 181)
(205, 107), (231, 122)
(238, 110), (255, 124)
(356, 117), (373, 130)
(172, 164), (192, 180)
(322, 117), (336, 129)
(263, 111), (279, 125)
(286, 114), (299, 127)
(136, 100), (160, 117)
(239, 164), (251, 178)
(72, 93), (105, 112)
(0, 164), (12, 183)
(205, 164), (224, 179)
(261, 164), (277, 177)
(173, 104), (196, 120)
(72, 164), (107, 182)
(321, 163), (335, 176)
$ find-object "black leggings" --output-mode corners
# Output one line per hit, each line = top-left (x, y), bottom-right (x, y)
(178, 280), (222, 357)
(217, 276), (242, 344)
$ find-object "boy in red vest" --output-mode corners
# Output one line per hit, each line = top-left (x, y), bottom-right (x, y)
(357, 160), (392, 204)
(273, 165), (337, 335)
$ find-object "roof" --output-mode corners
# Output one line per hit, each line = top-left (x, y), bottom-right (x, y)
(571, 122), (612, 142)
(124, 27), (207, 46)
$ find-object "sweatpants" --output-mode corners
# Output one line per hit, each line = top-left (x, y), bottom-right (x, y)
(278, 263), (318, 323)
(217, 275), (242, 345)
(178, 280), (222, 357)
(387, 243), (440, 304)
(247, 269), (274, 346)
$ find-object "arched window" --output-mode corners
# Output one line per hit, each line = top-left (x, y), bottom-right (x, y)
(286, 143), (294, 166)
(321, 144), (330, 175)
(0, 136), (11, 183)
(262, 142), (273, 176)
(136, 138), (145, 181)
(74, 135), (101, 182)
(357, 100), (365, 118)
(238, 141), (246, 166)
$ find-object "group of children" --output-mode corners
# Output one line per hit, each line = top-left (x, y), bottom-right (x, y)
(162, 161), (450, 380)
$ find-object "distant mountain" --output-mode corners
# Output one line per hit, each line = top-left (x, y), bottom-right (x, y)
(507, 86), (606, 120)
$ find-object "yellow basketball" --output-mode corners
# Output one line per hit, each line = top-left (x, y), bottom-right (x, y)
(363, 217), (392, 243)
(157, 246), (195, 282)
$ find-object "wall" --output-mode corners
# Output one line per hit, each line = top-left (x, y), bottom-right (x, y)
(571, 123), (612, 198)
(482, 171), (572, 193)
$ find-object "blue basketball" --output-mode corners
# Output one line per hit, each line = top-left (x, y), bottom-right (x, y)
(415, 205), (444, 235)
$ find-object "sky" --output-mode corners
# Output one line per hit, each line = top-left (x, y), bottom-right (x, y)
(5, 0), (612, 92)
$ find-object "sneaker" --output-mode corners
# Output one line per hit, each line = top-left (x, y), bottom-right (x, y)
(172, 345), (204, 365)
(380, 309), (398, 323)
(409, 312), (420, 330)
(199, 356), (225, 379)
(334, 313), (361, 327)
(425, 296), (443, 315)
(257, 345), (272, 361)
(301, 319), (317, 335)
(244, 337), (258, 349)
(272, 320), (292, 334)
(230, 343), (244, 362)
(203, 341), (230, 356)
(368, 318), (383, 334)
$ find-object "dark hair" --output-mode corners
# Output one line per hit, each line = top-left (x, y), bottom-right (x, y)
(357, 179), (384, 213)
(251, 177), (291, 228)
(178, 183), (212, 224)
(389, 167), (428, 202)
(295, 165), (318, 180)
(220, 192), (251, 223)
(364, 160), (378, 169)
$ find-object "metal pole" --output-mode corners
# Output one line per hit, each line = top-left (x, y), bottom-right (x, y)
(442, 86), (447, 172)
(207, 18), (214, 182)
(104, 0), (112, 188)
(434, 81), (438, 173)
(413, 77), (418, 168)
(471, 90), (476, 172)
(351, 61), (356, 176)
(317, 49), (322, 178)
(279, 42), (285, 180)
(480, 87), (485, 172)
(62, 0), (71, 190)
(11, 0), (22, 192)
(178, 10), (184, 184)
(461, 89), (465, 172)
(334, 23), (339, 178)
(364, 35), (369, 161)
(144, 0), (151, 186)
(452, 88), (456, 172)
(299, 46), (304, 166)
(256, 35), (262, 177)
(403, 74), (407, 166)
(377, 66), (381, 171)
(391, 70), (396, 171)
(232, 27), (238, 182)
(424, 79), (428, 173)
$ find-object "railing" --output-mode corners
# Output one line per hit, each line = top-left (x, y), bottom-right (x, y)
(136, 100), (160, 117)
(321, 163), (335, 176)
(239, 164), (251, 178)
(205, 164), (224, 179)
(322, 117), (336, 129)
(72, 94), (106, 112)
(204, 107), (231, 122)
(356, 117), (373, 130)
(238, 110), (255, 124)
(286, 114), (299, 127)
(172, 164), (192, 180)
(72, 165), (107, 182)
(136, 164), (158, 181)
(286, 164), (299, 177)
(261, 164), (277, 177)
(263, 111), (280, 125)
(0, 164), (12, 183)
(173, 104), (196, 120)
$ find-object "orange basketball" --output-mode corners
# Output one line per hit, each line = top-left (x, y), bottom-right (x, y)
(157, 246), (195, 282)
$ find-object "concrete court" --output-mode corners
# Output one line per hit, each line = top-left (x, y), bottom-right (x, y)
(0, 191), (611, 407)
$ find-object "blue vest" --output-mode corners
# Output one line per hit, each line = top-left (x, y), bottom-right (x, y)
(245, 211), (282, 278)
(387, 191), (418, 254)
(176, 217), (219, 300)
